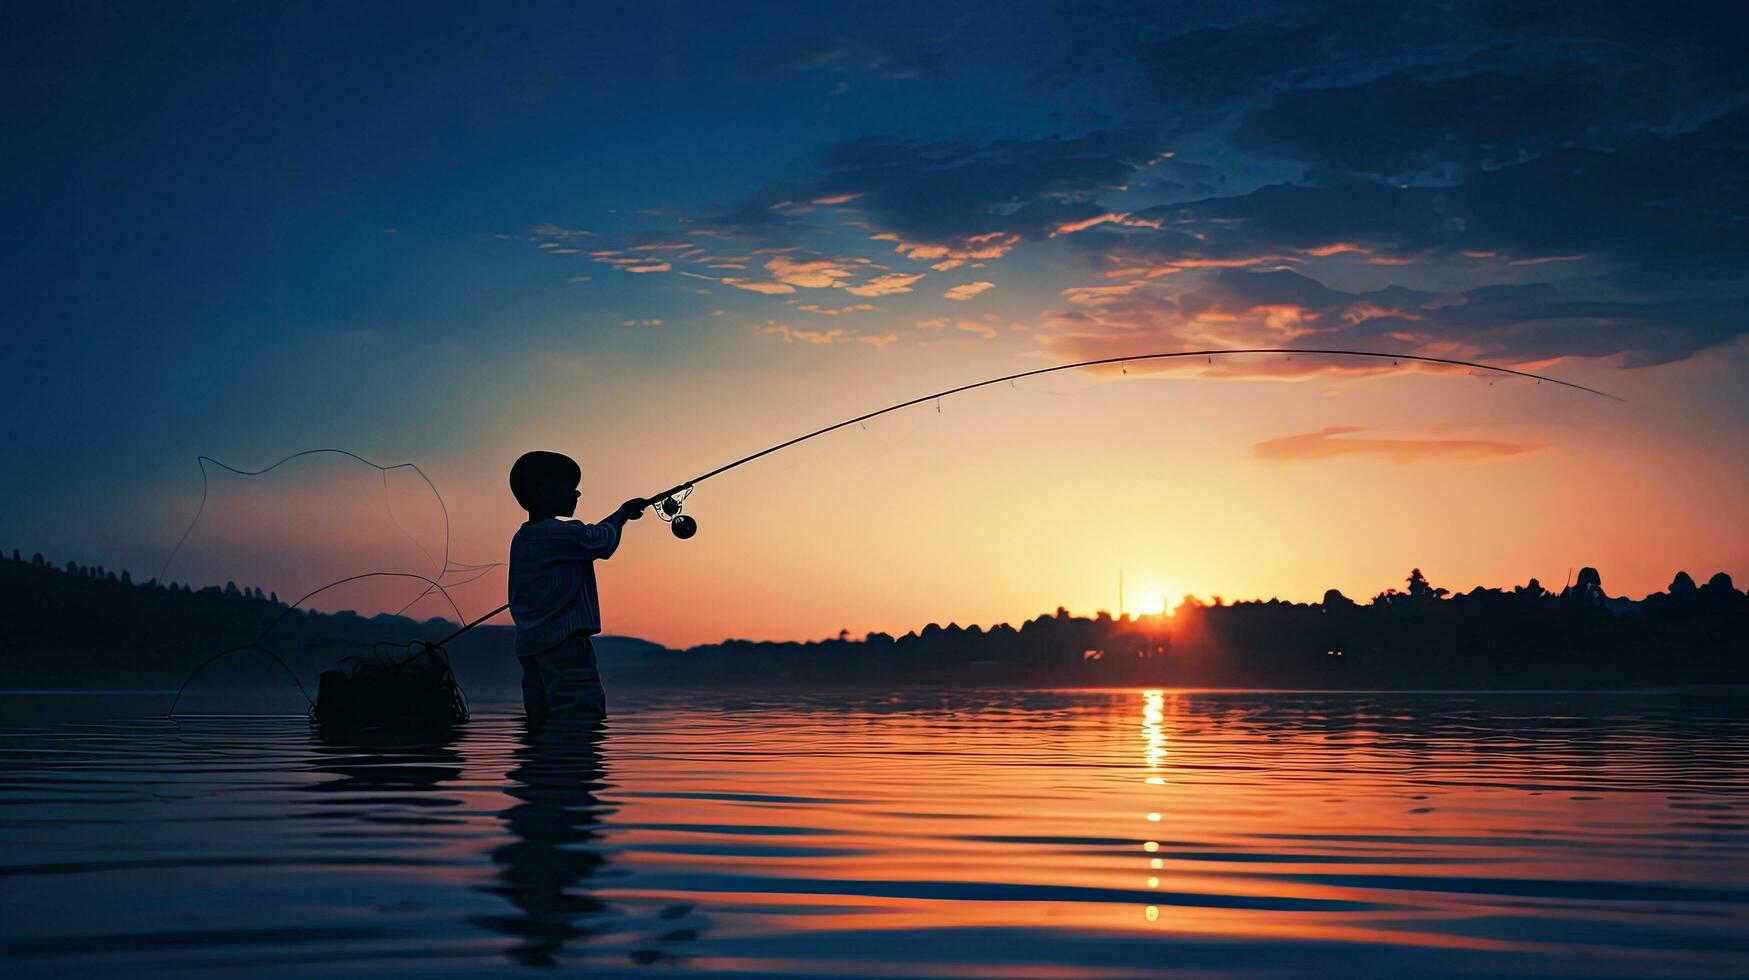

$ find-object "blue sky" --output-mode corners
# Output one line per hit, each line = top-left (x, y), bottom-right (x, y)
(4, 1), (1746, 643)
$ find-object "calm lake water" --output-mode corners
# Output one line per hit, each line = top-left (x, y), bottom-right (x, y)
(1, 689), (1746, 978)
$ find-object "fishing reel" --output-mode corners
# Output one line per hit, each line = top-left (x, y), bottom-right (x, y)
(653, 486), (697, 539)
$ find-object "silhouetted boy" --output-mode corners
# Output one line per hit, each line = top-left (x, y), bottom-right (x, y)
(508, 451), (645, 727)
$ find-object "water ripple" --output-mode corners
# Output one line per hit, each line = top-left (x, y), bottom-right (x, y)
(0, 689), (1744, 977)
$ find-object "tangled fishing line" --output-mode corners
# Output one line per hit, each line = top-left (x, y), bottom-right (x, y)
(163, 450), (503, 727)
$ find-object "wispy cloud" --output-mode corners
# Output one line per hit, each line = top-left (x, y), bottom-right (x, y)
(844, 272), (924, 297)
(754, 322), (843, 344)
(1252, 426), (1541, 464)
(754, 321), (898, 349)
(531, 223), (595, 239)
(766, 255), (863, 288)
(523, 4), (1747, 375)
(591, 253), (673, 274)
(944, 280), (995, 301)
(915, 316), (998, 339)
(698, 129), (1159, 271)
(1040, 267), (1745, 372)
(724, 278), (796, 294)
(871, 232), (1021, 271)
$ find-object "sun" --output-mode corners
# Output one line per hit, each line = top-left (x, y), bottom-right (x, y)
(1119, 574), (1180, 618)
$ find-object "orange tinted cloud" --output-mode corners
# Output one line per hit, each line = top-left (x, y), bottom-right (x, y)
(753, 321), (845, 344)
(944, 281), (995, 301)
(1253, 426), (1541, 463)
(725, 278), (797, 294)
(1303, 242), (1369, 256)
(1510, 253), (1587, 266)
(766, 255), (861, 288)
(844, 272), (925, 297)
(870, 232), (1020, 271)
(753, 321), (895, 349)
(1050, 212), (1167, 236)
(797, 303), (877, 316)
(1061, 282), (1146, 305)
(593, 254), (673, 273)
(1102, 257), (1305, 280)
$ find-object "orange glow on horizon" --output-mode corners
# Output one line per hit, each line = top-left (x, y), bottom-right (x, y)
(142, 336), (1749, 648)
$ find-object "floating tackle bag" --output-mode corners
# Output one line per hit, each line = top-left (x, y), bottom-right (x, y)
(313, 642), (468, 738)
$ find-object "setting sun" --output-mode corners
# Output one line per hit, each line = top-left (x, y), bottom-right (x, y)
(1125, 579), (1174, 617)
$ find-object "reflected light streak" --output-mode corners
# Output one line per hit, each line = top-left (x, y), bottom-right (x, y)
(1141, 689), (1168, 771)
(1140, 689), (1174, 923)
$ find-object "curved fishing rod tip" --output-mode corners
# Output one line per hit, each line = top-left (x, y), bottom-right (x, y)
(644, 346), (1624, 497)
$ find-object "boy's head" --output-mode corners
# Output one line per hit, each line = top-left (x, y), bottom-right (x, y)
(510, 451), (582, 518)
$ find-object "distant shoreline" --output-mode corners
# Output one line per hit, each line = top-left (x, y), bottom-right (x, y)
(4, 552), (1744, 693)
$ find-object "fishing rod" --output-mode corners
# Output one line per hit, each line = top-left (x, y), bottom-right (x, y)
(640, 346), (1617, 536)
(443, 346), (1618, 640)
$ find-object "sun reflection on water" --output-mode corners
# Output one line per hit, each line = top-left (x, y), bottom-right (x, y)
(1140, 689), (1168, 771)
(1139, 689), (1173, 918)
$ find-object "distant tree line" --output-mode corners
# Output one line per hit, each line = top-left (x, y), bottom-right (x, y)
(614, 565), (1747, 689)
(2, 548), (281, 605)
(3, 548), (1743, 690)
(0, 548), (491, 690)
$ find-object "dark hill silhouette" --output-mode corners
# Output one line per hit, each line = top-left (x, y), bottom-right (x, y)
(1, 552), (1743, 692)
(0, 551), (659, 692)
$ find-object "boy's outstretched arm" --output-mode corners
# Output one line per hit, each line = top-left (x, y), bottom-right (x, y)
(600, 497), (648, 529)
(574, 498), (645, 561)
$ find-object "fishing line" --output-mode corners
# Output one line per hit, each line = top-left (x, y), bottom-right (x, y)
(160, 442), (523, 723)
(381, 467), (441, 575)
(159, 448), (462, 589)
(391, 563), (503, 617)
(167, 570), (471, 718)
(160, 448), (504, 706)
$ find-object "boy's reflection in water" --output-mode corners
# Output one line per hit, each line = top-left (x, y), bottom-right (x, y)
(473, 722), (615, 967)
(312, 721), (695, 967)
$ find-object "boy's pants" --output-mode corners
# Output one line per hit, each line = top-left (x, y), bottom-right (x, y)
(519, 632), (607, 726)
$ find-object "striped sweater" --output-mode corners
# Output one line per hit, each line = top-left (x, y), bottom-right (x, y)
(507, 517), (621, 656)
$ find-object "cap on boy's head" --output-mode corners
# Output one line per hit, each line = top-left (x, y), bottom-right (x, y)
(510, 451), (581, 512)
